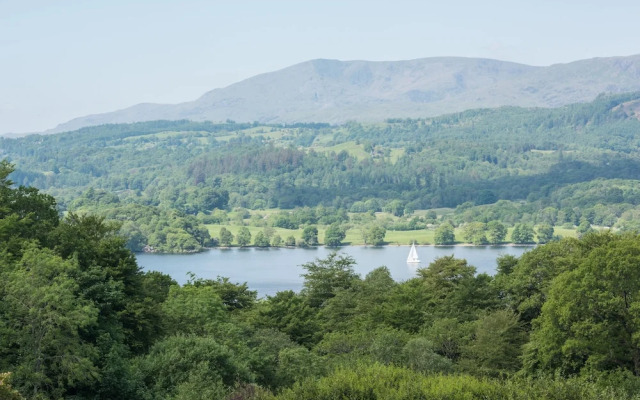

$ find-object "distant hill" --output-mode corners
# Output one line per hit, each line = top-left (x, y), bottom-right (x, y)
(48, 54), (640, 133)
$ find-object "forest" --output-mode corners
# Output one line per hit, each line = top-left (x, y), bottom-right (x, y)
(2, 93), (640, 252)
(4, 160), (640, 399)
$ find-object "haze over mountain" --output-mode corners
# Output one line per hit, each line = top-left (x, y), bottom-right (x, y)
(48, 54), (640, 133)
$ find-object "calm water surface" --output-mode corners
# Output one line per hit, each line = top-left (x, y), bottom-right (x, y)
(136, 245), (532, 297)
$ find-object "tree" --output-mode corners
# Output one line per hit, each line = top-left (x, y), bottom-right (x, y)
(402, 338), (453, 373)
(190, 276), (257, 311)
(384, 200), (405, 217)
(137, 335), (251, 399)
(464, 309), (525, 375)
(363, 225), (386, 246)
(462, 222), (487, 245)
(276, 347), (325, 388)
(271, 234), (282, 247)
(324, 223), (346, 247)
(284, 235), (296, 247)
(256, 291), (320, 346)
(486, 221), (507, 244)
(524, 233), (640, 377)
(417, 256), (496, 322)
(236, 227), (251, 247)
(253, 231), (270, 247)
(301, 253), (359, 308)
(301, 226), (318, 246)
(3, 246), (98, 398)
(434, 222), (455, 245)
(536, 223), (554, 244)
(496, 237), (584, 325)
(0, 373), (24, 400)
(219, 227), (234, 247)
(577, 217), (593, 237)
(162, 284), (227, 336)
(511, 223), (534, 244)
(422, 318), (470, 361)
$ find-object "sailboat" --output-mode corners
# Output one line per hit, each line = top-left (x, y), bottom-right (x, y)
(407, 242), (420, 263)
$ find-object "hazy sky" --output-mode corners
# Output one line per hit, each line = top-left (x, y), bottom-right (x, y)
(1, 0), (639, 134)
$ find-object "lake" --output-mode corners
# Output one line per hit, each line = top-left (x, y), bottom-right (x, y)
(136, 245), (532, 297)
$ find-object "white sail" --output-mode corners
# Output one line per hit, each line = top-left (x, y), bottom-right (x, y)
(407, 242), (420, 263)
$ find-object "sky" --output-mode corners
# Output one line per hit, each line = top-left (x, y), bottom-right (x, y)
(1, 0), (639, 134)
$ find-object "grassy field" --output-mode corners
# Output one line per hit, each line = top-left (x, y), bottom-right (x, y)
(205, 222), (578, 247)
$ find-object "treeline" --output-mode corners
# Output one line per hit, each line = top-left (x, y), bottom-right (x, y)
(2, 93), (640, 251)
(3, 162), (640, 399)
(2, 93), (640, 211)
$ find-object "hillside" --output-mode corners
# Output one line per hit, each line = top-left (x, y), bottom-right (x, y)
(48, 54), (640, 133)
(3, 93), (640, 251)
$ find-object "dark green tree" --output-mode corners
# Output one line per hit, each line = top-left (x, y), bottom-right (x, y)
(271, 234), (282, 247)
(511, 223), (534, 244)
(434, 222), (455, 245)
(363, 225), (386, 246)
(253, 231), (270, 247)
(219, 227), (234, 247)
(3, 246), (98, 399)
(536, 223), (555, 244)
(301, 253), (359, 308)
(463, 309), (526, 375)
(301, 226), (319, 246)
(256, 291), (320, 346)
(285, 235), (296, 247)
(236, 227), (251, 247)
(462, 222), (487, 245)
(524, 233), (640, 377)
(487, 221), (507, 244)
(324, 223), (346, 247)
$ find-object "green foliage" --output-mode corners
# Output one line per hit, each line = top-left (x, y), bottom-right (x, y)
(301, 225), (318, 246)
(273, 363), (636, 400)
(275, 347), (325, 388)
(524, 232), (640, 377)
(511, 223), (535, 244)
(2, 246), (99, 398)
(136, 335), (252, 399)
(72, 198), (214, 253)
(434, 222), (455, 245)
(162, 284), (227, 336)
(190, 276), (257, 311)
(463, 309), (526, 375)
(324, 223), (346, 246)
(402, 337), (453, 373)
(236, 226), (252, 246)
(577, 216), (594, 237)
(487, 221), (507, 244)
(270, 234), (282, 247)
(7, 94), (640, 250)
(253, 231), (270, 247)
(0, 373), (24, 400)
(362, 224), (386, 245)
(496, 238), (583, 324)
(422, 318), (471, 361)
(6, 160), (640, 397)
(536, 223), (555, 243)
(284, 235), (296, 246)
(255, 291), (320, 347)
(301, 253), (359, 308)
(462, 221), (487, 244)
(417, 256), (498, 322)
(219, 226), (234, 246)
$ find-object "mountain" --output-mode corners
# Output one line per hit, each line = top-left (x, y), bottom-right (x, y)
(49, 55), (640, 133)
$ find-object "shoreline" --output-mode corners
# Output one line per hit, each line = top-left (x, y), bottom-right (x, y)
(137, 242), (536, 254)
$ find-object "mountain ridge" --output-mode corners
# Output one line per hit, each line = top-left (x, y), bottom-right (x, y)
(47, 54), (640, 134)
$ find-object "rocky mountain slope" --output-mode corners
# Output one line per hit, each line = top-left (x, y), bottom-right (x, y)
(49, 54), (640, 133)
